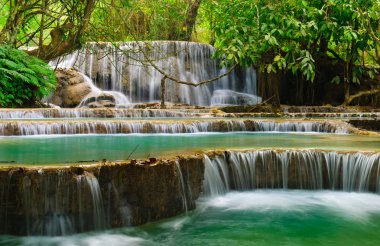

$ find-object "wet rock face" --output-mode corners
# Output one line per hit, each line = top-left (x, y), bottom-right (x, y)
(0, 158), (205, 236)
(50, 68), (92, 107)
(79, 92), (116, 108)
(348, 119), (380, 132)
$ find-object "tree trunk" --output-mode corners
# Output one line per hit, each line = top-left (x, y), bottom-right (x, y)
(179, 0), (202, 41)
(161, 76), (167, 109)
(257, 70), (280, 106)
(27, 0), (96, 61)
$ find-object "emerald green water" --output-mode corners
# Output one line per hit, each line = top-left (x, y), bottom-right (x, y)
(0, 133), (379, 165)
(2, 190), (380, 245)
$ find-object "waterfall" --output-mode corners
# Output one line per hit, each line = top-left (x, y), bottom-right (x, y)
(22, 171), (75, 236)
(76, 172), (107, 231)
(50, 41), (261, 106)
(7, 171), (109, 236)
(0, 108), (198, 119)
(175, 161), (188, 213)
(76, 72), (131, 108)
(1, 150), (380, 236)
(0, 120), (350, 135)
(202, 150), (380, 196)
(1, 108), (378, 120)
(203, 155), (230, 196)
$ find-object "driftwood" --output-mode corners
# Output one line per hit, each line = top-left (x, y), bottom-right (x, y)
(342, 87), (380, 106)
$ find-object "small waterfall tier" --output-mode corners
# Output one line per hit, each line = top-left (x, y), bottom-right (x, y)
(0, 158), (203, 236)
(0, 108), (205, 119)
(50, 41), (261, 106)
(1, 149), (379, 236)
(0, 108), (378, 119)
(0, 119), (353, 135)
(203, 150), (380, 196)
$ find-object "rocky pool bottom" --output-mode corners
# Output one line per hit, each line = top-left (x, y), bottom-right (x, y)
(2, 190), (380, 246)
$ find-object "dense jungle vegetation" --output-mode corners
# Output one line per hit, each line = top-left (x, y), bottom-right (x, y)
(0, 0), (379, 106)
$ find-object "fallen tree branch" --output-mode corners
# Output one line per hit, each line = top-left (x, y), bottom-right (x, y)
(115, 9), (237, 87)
(342, 87), (380, 106)
(133, 39), (237, 86)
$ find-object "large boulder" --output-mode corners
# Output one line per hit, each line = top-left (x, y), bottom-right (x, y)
(50, 68), (92, 107)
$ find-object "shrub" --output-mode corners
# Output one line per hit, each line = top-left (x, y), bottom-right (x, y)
(0, 46), (56, 107)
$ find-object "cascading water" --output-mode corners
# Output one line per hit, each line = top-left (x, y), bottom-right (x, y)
(0, 120), (351, 135)
(174, 161), (188, 213)
(1, 149), (380, 238)
(1, 170), (110, 236)
(1, 108), (379, 119)
(76, 72), (131, 108)
(202, 150), (380, 196)
(76, 172), (107, 231)
(50, 41), (261, 106)
(0, 108), (201, 119)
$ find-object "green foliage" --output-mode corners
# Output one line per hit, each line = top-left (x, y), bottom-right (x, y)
(0, 46), (56, 107)
(88, 0), (189, 42)
(209, 0), (380, 85)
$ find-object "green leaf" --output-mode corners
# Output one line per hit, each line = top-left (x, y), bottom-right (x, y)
(331, 76), (341, 85)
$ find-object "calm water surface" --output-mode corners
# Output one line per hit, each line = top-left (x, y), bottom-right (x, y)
(0, 133), (379, 165)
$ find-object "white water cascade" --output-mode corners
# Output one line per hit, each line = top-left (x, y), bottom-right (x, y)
(76, 72), (131, 108)
(203, 150), (380, 196)
(0, 120), (351, 135)
(175, 161), (188, 213)
(20, 171), (109, 236)
(50, 41), (261, 106)
(76, 173), (107, 231)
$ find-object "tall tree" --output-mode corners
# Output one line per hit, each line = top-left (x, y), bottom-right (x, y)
(179, 0), (202, 41)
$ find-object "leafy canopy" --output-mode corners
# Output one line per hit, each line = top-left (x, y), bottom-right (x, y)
(210, 0), (380, 83)
(0, 46), (56, 107)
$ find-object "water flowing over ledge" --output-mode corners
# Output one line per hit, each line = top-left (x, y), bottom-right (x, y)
(50, 41), (261, 106)
(0, 108), (195, 119)
(203, 150), (380, 196)
(0, 108), (379, 119)
(0, 149), (379, 236)
(0, 119), (354, 135)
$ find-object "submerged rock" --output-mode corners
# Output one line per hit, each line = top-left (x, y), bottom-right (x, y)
(78, 92), (116, 108)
